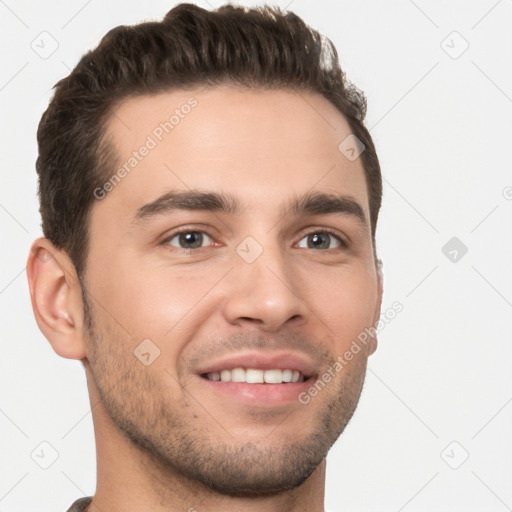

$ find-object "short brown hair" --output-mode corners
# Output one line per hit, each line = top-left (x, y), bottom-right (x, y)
(36, 2), (382, 277)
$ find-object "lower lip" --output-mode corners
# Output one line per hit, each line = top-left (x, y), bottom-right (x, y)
(197, 376), (314, 406)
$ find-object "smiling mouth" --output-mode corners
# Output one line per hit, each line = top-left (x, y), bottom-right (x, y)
(200, 367), (314, 384)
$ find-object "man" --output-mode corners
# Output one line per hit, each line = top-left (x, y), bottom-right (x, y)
(27, 3), (383, 511)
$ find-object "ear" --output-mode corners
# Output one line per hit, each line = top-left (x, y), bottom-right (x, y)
(26, 238), (86, 360)
(368, 258), (383, 355)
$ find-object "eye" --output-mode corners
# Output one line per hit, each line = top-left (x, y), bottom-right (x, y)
(165, 231), (213, 250)
(297, 231), (344, 250)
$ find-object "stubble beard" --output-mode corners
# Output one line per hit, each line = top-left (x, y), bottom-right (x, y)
(81, 291), (367, 498)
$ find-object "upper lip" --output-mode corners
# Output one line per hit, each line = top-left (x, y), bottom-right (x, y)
(195, 351), (318, 378)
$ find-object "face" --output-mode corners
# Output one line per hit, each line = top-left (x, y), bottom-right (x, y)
(83, 86), (382, 496)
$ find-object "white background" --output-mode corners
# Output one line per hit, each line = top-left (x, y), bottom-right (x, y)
(1, 0), (511, 510)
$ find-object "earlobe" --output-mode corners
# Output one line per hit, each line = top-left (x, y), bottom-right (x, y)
(26, 238), (87, 360)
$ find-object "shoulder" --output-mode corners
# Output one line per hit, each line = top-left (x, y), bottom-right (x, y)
(65, 497), (93, 512)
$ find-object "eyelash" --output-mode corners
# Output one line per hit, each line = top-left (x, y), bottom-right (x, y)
(161, 227), (348, 252)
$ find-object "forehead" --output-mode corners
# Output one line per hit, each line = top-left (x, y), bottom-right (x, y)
(99, 86), (369, 219)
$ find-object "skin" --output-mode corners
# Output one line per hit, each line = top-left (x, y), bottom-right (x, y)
(27, 86), (383, 512)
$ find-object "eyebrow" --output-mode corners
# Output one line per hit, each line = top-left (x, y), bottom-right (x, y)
(133, 191), (243, 222)
(287, 192), (367, 227)
(132, 190), (367, 227)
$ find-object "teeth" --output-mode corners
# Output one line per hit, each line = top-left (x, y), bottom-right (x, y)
(205, 367), (306, 383)
(282, 369), (293, 382)
(264, 369), (283, 384)
(231, 367), (245, 382)
(246, 368), (264, 383)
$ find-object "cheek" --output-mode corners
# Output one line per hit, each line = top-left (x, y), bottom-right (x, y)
(88, 255), (222, 344)
(306, 265), (378, 344)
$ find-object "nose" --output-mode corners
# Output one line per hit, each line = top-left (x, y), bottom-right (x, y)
(221, 245), (308, 332)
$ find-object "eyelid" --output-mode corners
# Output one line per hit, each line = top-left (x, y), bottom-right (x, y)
(160, 226), (220, 248)
(159, 225), (349, 251)
(167, 231), (213, 248)
(295, 227), (349, 248)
